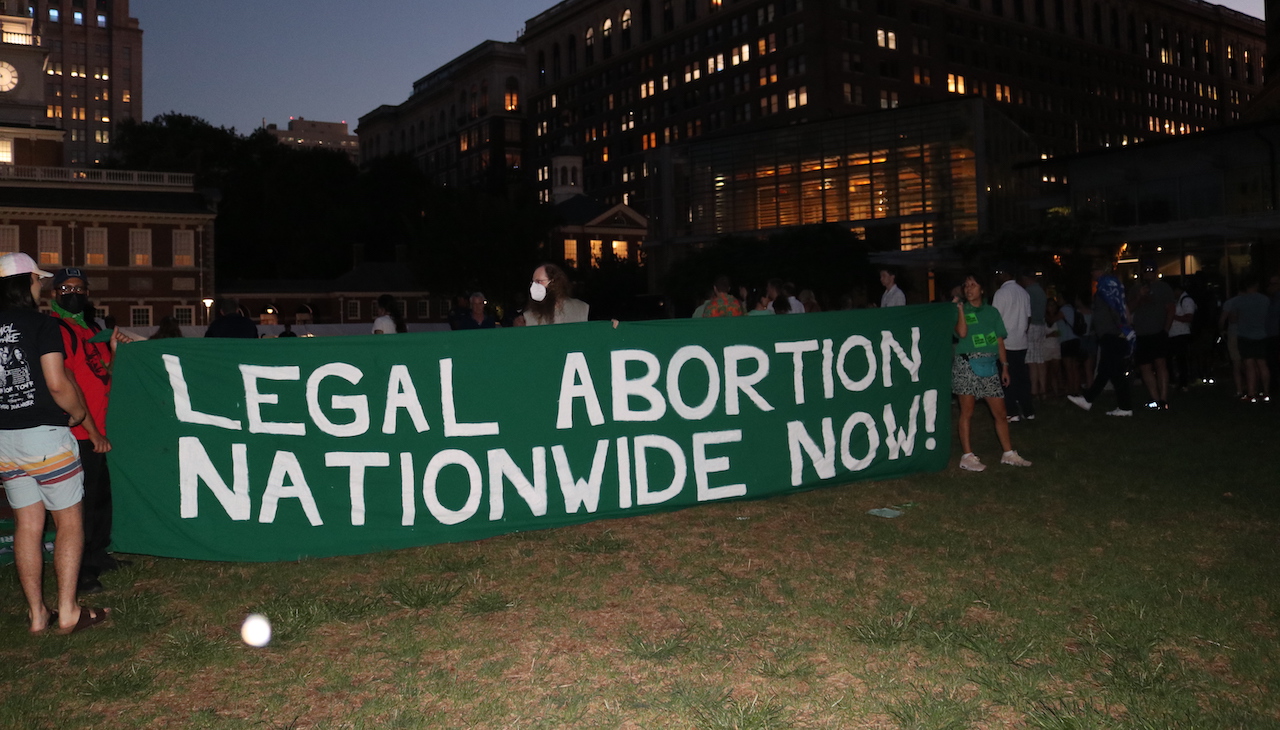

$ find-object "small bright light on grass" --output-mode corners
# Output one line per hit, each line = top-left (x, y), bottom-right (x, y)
(240, 613), (272, 647)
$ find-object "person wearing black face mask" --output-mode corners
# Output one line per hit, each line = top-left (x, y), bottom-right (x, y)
(48, 267), (128, 595)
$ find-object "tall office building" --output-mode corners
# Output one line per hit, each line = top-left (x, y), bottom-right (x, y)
(28, 0), (142, 165)
(358, 41), (527, 192)
(520, 0), (1265, 214)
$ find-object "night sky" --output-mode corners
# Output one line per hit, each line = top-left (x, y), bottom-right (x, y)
(131, 0), (1266, 136)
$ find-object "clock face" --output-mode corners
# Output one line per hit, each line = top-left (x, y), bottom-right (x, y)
(0, 62), (17, 93)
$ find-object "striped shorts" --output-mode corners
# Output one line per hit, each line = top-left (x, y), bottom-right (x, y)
(0, 425), (84, 511)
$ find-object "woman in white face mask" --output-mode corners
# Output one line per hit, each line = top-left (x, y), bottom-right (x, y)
(517, 263), (589, 326)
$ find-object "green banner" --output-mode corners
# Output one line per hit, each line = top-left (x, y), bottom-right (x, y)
(108, 305), (955, 562)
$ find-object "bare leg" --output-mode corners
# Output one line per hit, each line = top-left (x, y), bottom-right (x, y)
(48, 503), (85, 631)
(958, 394), (976, 454)
(1154, 358), (1169, 402)
(1139, 364), (1158, 404)
(1029, 362), (1045, 397)
(1258, 360), (1272, 397)
(986, 396), (1014, 452)
(14, 501), (53, 633)
(1244, 359), (1259, 399)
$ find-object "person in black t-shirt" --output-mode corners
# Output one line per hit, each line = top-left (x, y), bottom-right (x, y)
(0, 253), (107, 635)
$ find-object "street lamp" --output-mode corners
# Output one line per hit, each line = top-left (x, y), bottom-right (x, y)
(202, 297), (214, 325)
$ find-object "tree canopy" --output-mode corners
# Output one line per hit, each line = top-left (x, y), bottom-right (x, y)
(108, 114), (555, 294)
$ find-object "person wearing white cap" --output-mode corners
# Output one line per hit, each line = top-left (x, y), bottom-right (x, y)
(0, 252), (108, 635)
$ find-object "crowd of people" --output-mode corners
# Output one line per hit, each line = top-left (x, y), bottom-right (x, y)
(4, 254), (1278, 635)
(963, 259), (1278, 472)
(682, 262), (1279, 473)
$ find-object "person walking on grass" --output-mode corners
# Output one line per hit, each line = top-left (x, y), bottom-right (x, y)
(952, 274), (1032, 472)
(0, 253), (109, 635)
(1069, 260), (1134, 416)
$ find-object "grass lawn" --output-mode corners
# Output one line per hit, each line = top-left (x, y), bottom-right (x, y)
(2, 383), (1277, 729)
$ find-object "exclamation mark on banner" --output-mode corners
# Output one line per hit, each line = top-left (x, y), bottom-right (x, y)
(923, 389), (938, 450)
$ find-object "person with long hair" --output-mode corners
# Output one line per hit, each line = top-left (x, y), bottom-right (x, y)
(0, 253), (107, 635)
(152, 315), (184, 340)
(373, 294), (407, 334)
(952, 273), (1032, 472)
(518, 263), (589, 325)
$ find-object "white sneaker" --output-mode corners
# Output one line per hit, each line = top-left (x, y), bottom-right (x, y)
(1001, 450), (1032, 467)
(1106, 408), (1134, 417)
(1007, 415), (1022, 423)
(1067, 395), (1092, 412)
(959, 453), (986, 472)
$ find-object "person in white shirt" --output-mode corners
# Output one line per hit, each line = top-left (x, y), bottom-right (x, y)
(1167, 279), (1196, 391)
(766, 278), (804, 314)
(992, 264), (1034, 421)
(879, 267), (906, 308)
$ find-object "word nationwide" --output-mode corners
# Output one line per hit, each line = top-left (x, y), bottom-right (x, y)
(109, 307), (955, 562)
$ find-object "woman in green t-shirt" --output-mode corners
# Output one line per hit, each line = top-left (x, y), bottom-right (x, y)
(952, 274), (1032, 472)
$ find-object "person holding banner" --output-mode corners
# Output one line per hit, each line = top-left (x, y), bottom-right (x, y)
(517, 263), (589, 326)
(0, 253), (109, 635)
(49, 267), (128, 596)
(953, 274), (1033, 472)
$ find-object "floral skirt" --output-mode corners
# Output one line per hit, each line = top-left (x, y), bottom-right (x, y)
(952, 354), (1005, 399)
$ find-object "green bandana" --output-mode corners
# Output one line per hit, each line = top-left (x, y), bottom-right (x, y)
(50, 299), (88, 328)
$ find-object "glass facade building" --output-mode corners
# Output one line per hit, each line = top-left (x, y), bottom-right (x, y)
(653, 97), (1037, 252)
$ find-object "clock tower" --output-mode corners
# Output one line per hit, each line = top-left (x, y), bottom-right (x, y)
(0, 10), (47, 121)
(0, 6), (62, 164)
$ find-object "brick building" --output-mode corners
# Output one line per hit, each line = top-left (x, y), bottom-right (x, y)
(0, 165), (217, 327)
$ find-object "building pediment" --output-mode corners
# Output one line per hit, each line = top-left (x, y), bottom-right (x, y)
(586, 203), (647, 230)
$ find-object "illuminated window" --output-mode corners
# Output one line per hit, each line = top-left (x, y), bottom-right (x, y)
(122, 90), (131, 103)
(877, 29), (897, 49)
(345, 300), (361, 320)
(85, 228), (107, 266)
(947, 73), (966, 93)
(563, 239), (578, 266)
(0, 139), (10, 164)
(129, 229), (152, 267)
(38, 227), (62, 266)
(73, 11), (84, 25)
(49, 8), (58, 21)
(97, 13), (107, 27)
(590, 240), (604, 264)
(172, 230), (195, 267)
(505, 88), (519, 111)
(612, 240), (629, 258)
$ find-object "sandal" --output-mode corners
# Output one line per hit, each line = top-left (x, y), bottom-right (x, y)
(56, 606), (110, 635)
